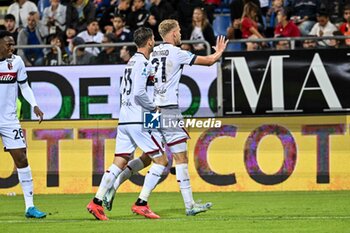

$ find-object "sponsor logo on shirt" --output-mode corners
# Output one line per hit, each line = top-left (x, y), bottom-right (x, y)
(0, 72), (17, 83)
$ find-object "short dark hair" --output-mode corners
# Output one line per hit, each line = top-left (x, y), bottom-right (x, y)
(28, 11), (37, 17)
(317, 8), (329, 17)
(0, 30), (13, 40)
(113, 14), (126, 22)
(125, 45), (137, 56)
(4, 14), (15, 21)
(279, 7), (293, 21)
(87, 18), (98, 26)
(133, 27), (153, 48)
(344, 4), (350, 12)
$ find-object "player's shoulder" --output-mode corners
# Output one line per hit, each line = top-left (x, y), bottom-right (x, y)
(11, 54), (22, 61)
(132, 52), (148, 62)
(152, 43), (177, 58)
(129, 52), (149, 67)
(6, 55), (24, 67)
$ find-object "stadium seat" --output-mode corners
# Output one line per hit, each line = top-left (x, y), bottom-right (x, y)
(226, 42), (243, 52)
(213, 14), (231, 36)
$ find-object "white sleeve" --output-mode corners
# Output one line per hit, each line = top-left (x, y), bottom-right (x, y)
(177, 49), (197, 66)
(308, 24), (318, 36)
(19, 82), (38, 107)
(17, 57), (28, 83)
(134, 62), (156, 111)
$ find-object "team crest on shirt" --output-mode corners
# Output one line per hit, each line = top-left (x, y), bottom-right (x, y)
(7, 61), (13, 70)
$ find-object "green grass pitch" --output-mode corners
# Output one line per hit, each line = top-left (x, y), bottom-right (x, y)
(1, 191), (350, 233)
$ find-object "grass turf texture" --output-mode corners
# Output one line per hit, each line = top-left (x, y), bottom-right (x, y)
(1, 191), (350, 233)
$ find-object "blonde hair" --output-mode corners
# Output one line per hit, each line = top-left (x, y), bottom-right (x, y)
(192, 7), (209, 30)
(242, 2), (259, 20)
(158, 19), (179, 39)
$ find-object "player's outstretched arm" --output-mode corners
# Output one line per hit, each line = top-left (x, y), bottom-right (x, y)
(194, 35), (228, 66)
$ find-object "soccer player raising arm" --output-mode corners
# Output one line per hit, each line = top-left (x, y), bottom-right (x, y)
(103, 19), (228, 216)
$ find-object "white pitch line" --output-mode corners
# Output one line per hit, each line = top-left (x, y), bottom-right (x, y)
(1, 216), (350, 223)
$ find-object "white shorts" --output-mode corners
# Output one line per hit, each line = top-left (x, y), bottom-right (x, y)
(0, 124), (27, 150)
(160, 107), (190, 153)
(115, 124), (164, 159)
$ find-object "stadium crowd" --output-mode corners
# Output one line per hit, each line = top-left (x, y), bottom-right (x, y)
(1, 0), (350, 65)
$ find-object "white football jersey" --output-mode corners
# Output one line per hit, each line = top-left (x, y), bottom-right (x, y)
(151, 43), (196, 106)
(0, 55), (27, 127)
(119, 52), (155, 123)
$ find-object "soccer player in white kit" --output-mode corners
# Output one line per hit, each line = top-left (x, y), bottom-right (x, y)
(0, 31), (46, 218)
(86, 27), (167, 220)
(103, 19), (228, 216)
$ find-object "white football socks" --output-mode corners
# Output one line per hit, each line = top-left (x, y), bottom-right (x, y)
(95, 164), (122, 200)
(176, 164), (195, 210)
(17, 166), (34, 211)
(113, 157), (144, 190)
(138, 163), (165, 202)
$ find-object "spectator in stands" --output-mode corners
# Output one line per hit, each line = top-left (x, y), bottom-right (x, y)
(4, 14), (20, 43)
(302, 35), (318, 49)
(319, 0), (345, 24)
(177, 0), (204, 37)
(71, 0), (96, 33)
(99, 0), (132, 33)
(43, 34), (69, 65)
(339, 4), (350, 46)
(287, 0), (320, 36)
(275, 36), (290, 50)
(309, 9), (338, 46)
(42, 0), (67, 36)
(63, 1), (79, 47)
(77, 19), (104, 56)
(106, 14), (132, 42)
(241, 2), (266, 51)
(147, 0), (176, 41)
(229, 0), (264, 39)
(328, 30), (347, 48)
(7, 0), (38, 29)
(17, 12), (48, 66)
(181, 7), (216, 55)
(265, 0), (284, 37)
(129, 0), (150, 31)
(118, 45), (136, 64)
(92, 33), (119, 64)
(274, 7), (301, 38)
(69, 36), (95, 64)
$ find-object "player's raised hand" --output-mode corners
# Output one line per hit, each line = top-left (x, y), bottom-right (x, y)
(212, 35), (228, 54)
(34, 106), (44, 124)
